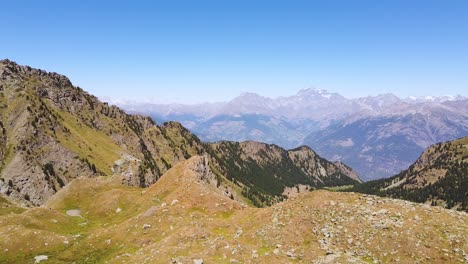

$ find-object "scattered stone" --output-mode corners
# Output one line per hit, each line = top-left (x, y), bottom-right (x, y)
(66, 209), (82, 218)
(320, 227), (328, 234)
(142, 206), (159, 217)
(116, 207), (122, 213)
(378, 209), (388, 215)
(34, 255), (48, 263)
(171, 199), (179, 206)
(193, 258), (203, 264)
(171, 258), (182, 264)
(142, 224), (151, 230)
(234, 229), (243, 238)
(252, 250), (258, 258)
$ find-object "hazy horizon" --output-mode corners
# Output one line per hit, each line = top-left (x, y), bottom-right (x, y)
(103, 87), (466, 106)
(3, 1), (468, 103)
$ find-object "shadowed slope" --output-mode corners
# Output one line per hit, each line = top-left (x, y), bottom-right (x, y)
(350, 137), (468, 211)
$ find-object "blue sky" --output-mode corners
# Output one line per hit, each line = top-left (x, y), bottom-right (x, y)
(2, 0), (467, 103)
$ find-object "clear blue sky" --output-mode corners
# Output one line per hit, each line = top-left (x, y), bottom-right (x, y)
(2, 0), (467, 103)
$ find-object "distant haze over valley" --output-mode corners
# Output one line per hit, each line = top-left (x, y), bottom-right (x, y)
(114, 89), (468, 181)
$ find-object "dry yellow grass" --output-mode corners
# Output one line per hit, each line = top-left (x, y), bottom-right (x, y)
(0, 156), (466, 263)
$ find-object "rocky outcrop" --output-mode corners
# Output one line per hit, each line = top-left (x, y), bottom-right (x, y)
(288, 145), (362, 184)
(333, 161), (361, 182)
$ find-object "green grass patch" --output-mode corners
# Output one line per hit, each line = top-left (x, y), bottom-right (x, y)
(0, 197), (25, 216)
(54, 110), (122, 175)
(324, 185), (355, 191)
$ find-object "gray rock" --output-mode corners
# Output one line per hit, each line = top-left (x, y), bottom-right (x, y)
(34, 255), (48, 263)
(234, 229), (243, 238)
(142, 206), (159, 217)
(66, 209), (82, 217)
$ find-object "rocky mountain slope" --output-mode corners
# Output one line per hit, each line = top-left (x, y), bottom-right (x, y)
(0, 156), (466, 263)
(0, 59), (358, 207)
(349, 137), (468, 211)
(126, 89), (468, 180)
(0, 59), (207, 206)
(207, 141), (360, 206)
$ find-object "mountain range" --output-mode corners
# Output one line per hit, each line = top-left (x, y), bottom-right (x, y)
(118, 89), (468, 180)
(0, 60), (466, 263)
(0, 59), (358, 208)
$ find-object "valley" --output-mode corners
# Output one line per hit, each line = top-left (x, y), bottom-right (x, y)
(125, 89), (468, 180)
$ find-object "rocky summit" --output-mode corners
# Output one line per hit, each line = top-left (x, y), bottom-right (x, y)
(0, 156), (466, 263)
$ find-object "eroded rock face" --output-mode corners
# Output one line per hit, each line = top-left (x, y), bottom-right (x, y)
(191, 156), (217, 186)
(333, 161), (361, 182)
(288, 145), (362, 183)
(184, 156), (239, 202)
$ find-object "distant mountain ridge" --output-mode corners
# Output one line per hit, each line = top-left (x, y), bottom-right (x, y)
(117, 89), (468, 180)
(117, 88), (466, 121)
(304, 111), (468, 180)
